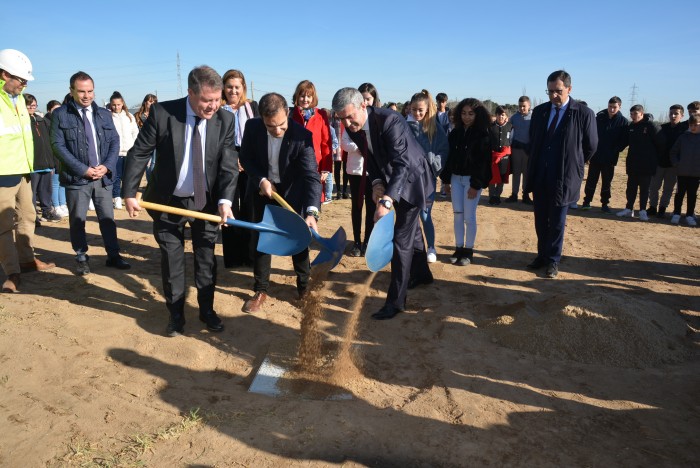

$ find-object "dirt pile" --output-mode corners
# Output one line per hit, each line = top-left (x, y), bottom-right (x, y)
(482, 293), (692, 368)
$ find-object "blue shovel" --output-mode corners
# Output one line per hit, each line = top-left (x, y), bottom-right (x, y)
(270, 192), (346, 269)
(365, 209), (395, 272)
(135, 195), (311, 256)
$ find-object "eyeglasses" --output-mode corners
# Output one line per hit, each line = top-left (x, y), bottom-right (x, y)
(27, 104), (37, 109)
(9, 74), (28, 86)
(545, 89), (567, 96)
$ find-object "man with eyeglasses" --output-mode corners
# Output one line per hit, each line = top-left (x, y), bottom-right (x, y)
(0, 49), (55, 293)
(525, 70), (598, 279)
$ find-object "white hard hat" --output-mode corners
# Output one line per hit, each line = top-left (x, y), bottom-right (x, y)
(0, 49), (34, 81)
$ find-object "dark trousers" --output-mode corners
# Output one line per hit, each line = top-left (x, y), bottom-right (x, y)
(673, 176), (699, 216)
(149, 196), (219, 318)
(347, 174), (376, 244)
(65, 180), (120, 260)
(387, 199), (430, 310)
(333, 160), (348, 195)
(30, 171), (53, 216)
(532, 190), (569, 264)
(625, 173), (652, 211)
(250, 193), (310, 294)
(222, 171), (252, 267)
(583, 162), (615, 205)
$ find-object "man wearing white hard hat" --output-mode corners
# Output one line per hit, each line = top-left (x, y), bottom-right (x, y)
(0, 49), (55, 293)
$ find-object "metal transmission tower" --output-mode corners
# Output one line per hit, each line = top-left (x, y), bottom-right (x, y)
(630, 83), (638, 106)
(176, 52), (183, 97)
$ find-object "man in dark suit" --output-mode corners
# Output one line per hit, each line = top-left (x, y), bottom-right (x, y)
(238, 92), (321, 313)
(332, 87), (433, 320)
(525, 70), (598, 278)
(122, 66), (238, 336)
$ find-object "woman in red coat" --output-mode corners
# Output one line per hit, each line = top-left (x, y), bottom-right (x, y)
(291, 80), (333, 202)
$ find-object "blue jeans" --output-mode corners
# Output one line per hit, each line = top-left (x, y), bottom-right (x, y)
(112, 156), (125, 198)
(450, 174), (481, 248)
(324, 173), (334, 201)
(51, 171), (66, 207)
(419, 191), (436, 248)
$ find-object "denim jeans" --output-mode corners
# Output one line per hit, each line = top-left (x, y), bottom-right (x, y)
(450, 174), (481, 248)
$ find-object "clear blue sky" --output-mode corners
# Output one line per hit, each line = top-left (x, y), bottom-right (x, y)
(5, 0), (698, 120)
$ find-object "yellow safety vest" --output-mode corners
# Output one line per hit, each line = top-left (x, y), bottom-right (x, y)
(0, 80), (33, 175)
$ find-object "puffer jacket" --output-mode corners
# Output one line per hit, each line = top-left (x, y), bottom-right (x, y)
(29, 114), (55, 171)
(590, 110), (628, 166)
(111, 110), (139, 156)
(670, 130), (700, 177)
(50, 100), (119, 186)
(407, 117), (449, 178)
(441, 126), (492, 190)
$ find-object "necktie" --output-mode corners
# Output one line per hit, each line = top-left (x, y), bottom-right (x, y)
(81, 108), (99, 167)
(546, 106), (560, 140)
(357, 130), (369, 210)
(192, 116), (206, 210)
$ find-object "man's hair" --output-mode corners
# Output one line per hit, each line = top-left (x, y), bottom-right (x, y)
(188, 65), (223, 94)
(292, 80), (319, 108)
(608, 96), (622, 105)
(630, 104), (644, 113)
(258, 92), (288, 118)
(23, 93), (36, 105)
(669, 104), (684, 114)
(332, 87), (363, 113)
(546, 70), (571, 87)
(687, 101), (700, 112)
(436, 92), (448, 103)
(70, 71), (93, 88)
(518, 96), (530, 103)
(689, 114), (700, 125)
(46, 99), (60, 112)
(495, 105), (507, 116)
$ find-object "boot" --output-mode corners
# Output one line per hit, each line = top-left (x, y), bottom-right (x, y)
(457, 248), (473, 266)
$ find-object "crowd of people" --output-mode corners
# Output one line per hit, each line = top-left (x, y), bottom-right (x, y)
(2, 48), (699, 333)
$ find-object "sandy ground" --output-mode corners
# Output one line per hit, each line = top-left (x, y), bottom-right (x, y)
(1, 168), (699, 468)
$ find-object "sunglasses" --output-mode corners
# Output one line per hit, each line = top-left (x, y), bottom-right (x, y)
(8, 73), (27, 86)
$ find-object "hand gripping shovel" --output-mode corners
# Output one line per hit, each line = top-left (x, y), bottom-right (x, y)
(269, 192), (346, 269)
(135, 194), (311, 256)
(364, 209), (395, 272)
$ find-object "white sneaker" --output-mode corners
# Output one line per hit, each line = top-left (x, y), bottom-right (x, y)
(616, 208), (633, 217)
(686, 216), (697, 227)
(59, 205), (69, 217)
(88, 200), (96, 211)
(427, 247), (437, 263)
(638, 210), (648, 221)
(114, 197), (123, 210)
(671, 214), (681, 224)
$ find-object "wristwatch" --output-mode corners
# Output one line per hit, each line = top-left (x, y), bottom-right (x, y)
(306, 208), (320, 221)
(378, 198), (393, 210)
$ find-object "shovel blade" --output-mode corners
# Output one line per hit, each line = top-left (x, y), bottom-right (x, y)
(365, 210), (395, 272)
(310, 227), (346, 269)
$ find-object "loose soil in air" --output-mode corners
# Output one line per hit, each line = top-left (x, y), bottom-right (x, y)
(1, 167), (699, 467)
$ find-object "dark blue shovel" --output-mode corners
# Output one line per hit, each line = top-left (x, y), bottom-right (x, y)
(136, 196), (311, 256)
(365, 210), (395, 272)
(270, 192), (346, 269)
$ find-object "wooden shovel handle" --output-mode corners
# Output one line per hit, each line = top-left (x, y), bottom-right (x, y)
(134, 192), (223, 224)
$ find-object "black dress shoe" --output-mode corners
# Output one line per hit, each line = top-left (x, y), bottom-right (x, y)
(371, 304), (403, 320)
(407, 274), (434, 289)
(106, 256), (131, 270)
(526, 257), (547, 269)
(166, 316), (186, 337)
(349, 242), (362, 257)
(545, 262), (559, 279)
(199, 311), (224, 332)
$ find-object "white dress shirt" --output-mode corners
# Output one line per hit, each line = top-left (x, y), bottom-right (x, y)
(174, 98), (207, 197)
(81, 105), (101, 164)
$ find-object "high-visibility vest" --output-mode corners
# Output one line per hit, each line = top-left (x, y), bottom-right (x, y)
(0, 80), (33, 175)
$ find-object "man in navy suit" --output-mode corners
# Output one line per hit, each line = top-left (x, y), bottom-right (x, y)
(333, 87), (432, 320)
(122, 66), (238, 336)
(238, 92), (321, 313)
(525, 70), (598, 278)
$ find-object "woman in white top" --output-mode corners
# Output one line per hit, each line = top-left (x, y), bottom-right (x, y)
(341, 128), (376, 257)
(109, 91), (139, 209)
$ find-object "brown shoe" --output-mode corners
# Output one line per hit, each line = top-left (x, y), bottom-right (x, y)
(242, 292), (267, 313)
(2, 274), (20, 293)
(20, 258), (55, 273)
